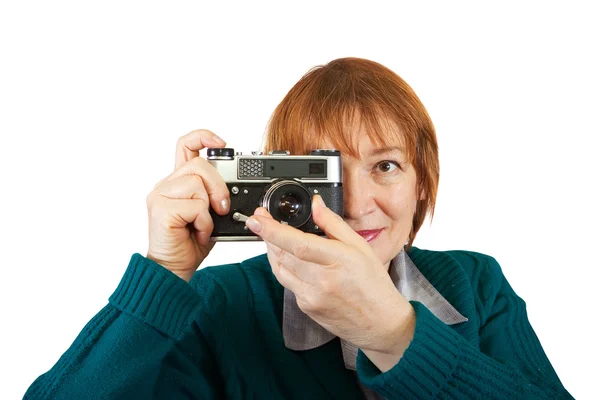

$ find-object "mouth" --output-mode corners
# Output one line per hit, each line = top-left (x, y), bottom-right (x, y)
(355, 229), (384, 242)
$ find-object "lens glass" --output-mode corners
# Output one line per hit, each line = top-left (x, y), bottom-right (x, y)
(263, 181), (312, 228)
(278, 194), (301, 217)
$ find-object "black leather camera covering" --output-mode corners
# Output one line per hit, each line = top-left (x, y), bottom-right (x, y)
(209, 182), (343, 238)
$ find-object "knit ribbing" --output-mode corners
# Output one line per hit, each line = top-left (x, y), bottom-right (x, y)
(356, 301), (463, 398)
(356, 250), (573, 399)
(24, 249), (573, 399)
(109, 253), (203, 339)
(356, 301), (561, 399)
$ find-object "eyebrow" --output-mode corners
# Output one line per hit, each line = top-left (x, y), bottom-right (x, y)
(367, 146), (404, 157)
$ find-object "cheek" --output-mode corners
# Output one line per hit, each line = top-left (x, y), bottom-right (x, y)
(377, 185), (417, 222)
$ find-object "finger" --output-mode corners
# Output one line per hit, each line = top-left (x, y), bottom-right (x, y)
(157, 175), (210, 201)
(190, 207), (214, 245)
(192, 214), (215, 247)
(193, 236), (216, 255)
(265, 242), (305, 292)
(153, 197), (214, 240)
(164, 157), (230, 215)
(265, 241), (324, 284)
(311, 195), (370, 252)
(253, 207), (273, 219)
(154, 175), (215, 243)
(175, 129), (226, 170)
(246, 213), (344, 266)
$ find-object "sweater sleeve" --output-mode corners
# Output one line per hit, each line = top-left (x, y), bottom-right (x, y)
(355, 257), (573, 399)
(24, 254), (225, 400)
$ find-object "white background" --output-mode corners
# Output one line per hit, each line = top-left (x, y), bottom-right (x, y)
(1, 1), (598, 398)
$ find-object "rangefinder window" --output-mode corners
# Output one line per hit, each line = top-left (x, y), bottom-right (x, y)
(309, 162), (325, 175)
(263, 160), (327, 178)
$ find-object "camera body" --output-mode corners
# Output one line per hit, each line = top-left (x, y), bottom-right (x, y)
(207, 148), (343, 241)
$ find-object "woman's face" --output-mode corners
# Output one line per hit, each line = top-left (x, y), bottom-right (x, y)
(320, 131), (420, 271)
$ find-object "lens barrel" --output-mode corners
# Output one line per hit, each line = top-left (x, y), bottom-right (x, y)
(262, 180), (312, 227)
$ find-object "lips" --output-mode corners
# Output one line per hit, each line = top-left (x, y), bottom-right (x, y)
(355, 229), (383, 242)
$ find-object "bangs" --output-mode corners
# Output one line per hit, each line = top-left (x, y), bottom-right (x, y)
(305, 105), (414, 162)
(264, 59), (421, 163)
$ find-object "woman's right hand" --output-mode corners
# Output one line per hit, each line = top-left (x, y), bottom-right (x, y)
(146, 129), (231, 282)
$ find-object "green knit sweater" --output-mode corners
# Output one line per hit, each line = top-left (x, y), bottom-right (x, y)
(25, 247), (572, 399)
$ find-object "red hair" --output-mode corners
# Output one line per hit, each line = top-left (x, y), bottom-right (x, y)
(262, 58), (439, 248)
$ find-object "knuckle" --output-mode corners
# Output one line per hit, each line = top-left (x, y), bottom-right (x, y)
(331, 252), (346, 269)
(327, 213), (344, 229)
(333, 212), (344, 223)
(298, 293), (324, 314)
(191, 156), (205, 167)
(274, 245), (287, 260)
(290, 239), (310, 259)
(146, 191), (153, 206)
(265, 249), (278, 268)
(197, 210), (213, 230)
(177, 134), (189, 146)
(191, 174), (206, 190)
(193, 157), (215, 176)
(189, 158), (207, 175)
(146, 189), (161, 208)
(199, 129), (212, 138)
(147, 197), (163, 221)
(152, 176), (167, 191)
(275, 258), (285, 275)
(192, 196), (210, 211)
(319, 275), (338, 295)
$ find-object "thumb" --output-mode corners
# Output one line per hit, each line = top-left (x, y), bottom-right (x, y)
(254, 207), (274, 219)
(311, 195), (367, 248)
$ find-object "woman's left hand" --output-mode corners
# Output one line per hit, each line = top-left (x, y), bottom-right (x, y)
(245, 195), (416, 369)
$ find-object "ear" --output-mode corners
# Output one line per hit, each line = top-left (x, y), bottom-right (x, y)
(416, 182), (426, 201)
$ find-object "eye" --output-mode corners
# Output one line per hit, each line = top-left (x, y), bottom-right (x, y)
(376, 160), (400, 173)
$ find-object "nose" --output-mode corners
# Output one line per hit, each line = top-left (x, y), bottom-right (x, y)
(343, 170), (376, 220)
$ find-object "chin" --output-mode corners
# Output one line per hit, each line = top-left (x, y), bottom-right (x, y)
(372, 234), (405, 264)
(369, 241), (391, 264)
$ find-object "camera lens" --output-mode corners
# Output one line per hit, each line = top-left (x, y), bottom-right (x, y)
(262, 180), (312, 228)
(278, 194), (302, 217)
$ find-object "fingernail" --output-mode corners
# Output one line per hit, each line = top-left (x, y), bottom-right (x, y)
(246, 217), (262, 233)
(220, 198), (230, 213)
(212, 135), (226, 145)
(312, 195), (326, 210)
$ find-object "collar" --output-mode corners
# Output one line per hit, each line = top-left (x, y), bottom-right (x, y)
(282, 250), (468, 370)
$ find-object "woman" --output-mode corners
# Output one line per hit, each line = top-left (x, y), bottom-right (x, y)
(25, 58), (572, 399)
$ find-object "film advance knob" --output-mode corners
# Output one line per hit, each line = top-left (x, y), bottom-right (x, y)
(310, 149), (341, 156)
(207, 148), (235, 160)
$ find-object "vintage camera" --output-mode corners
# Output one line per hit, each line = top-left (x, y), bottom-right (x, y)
(207, 148), (343, 241)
